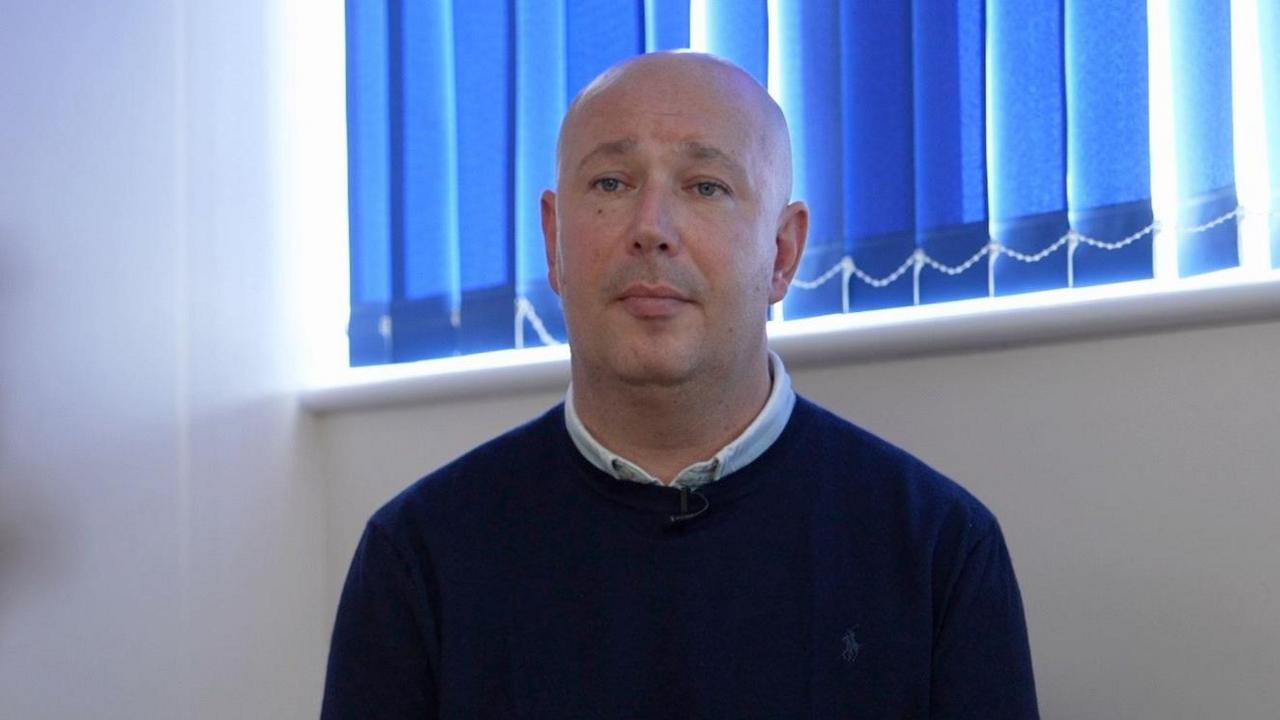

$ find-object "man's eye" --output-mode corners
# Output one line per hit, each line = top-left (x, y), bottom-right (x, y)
(694, 181), (726, 197)
(595, 178), (622, 192)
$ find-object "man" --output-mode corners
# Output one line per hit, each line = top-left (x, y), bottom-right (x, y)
(322, 52), (1038, 718)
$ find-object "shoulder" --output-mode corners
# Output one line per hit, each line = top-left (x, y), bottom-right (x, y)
(367, 403), (568, 539)
(788, 395), (998, 538)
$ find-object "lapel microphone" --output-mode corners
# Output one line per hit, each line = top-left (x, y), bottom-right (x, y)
(667, 487), (710, 525)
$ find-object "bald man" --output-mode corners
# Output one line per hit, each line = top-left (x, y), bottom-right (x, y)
(323, 53), (1039, 719)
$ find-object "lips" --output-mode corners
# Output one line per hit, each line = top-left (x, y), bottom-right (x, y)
(617, 283), (692, 319)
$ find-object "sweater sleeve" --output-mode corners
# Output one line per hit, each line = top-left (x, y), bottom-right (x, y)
(929, 518), (1040, 719)
(321, 521), (439, 719)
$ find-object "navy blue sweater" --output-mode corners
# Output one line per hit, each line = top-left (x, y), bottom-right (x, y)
(322, 398), (1038, 718)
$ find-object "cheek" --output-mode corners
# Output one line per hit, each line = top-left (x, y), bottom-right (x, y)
(556, 223), (610, 293)
(566, 201), (633, 249)
(717, 244), (775, 307)
(563, 203), (620, 244)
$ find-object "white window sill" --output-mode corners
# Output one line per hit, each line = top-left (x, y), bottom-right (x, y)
(300, 271), (1280, 414)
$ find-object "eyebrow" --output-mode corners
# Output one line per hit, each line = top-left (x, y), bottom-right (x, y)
(678, 141), (747, 179)
(576, 138), (638, 172)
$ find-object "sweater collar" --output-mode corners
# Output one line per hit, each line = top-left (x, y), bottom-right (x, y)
(563, 350), (796, 491)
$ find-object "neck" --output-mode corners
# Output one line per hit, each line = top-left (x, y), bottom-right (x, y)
(570, 348), (773, 484)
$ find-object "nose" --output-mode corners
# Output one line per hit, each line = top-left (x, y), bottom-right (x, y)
(628, 183), (679, 256)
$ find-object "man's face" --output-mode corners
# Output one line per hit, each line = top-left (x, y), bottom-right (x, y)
(542, 59), (796, 388)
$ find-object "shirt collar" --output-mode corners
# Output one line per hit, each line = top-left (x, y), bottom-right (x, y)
(564, 350), (796, 490)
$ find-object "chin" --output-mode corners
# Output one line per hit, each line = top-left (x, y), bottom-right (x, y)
(568, 316), (707, 387)
(606, 346), (699, 388)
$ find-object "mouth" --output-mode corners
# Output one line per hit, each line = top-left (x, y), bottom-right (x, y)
(617, 283), (693, 319)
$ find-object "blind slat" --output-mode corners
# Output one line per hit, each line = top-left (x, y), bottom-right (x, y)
(989, 0), (1070, 297)
(776, 2), (846, 319)
(914, 0), (989, 305)
(1066, 0), (1154, 287)
(1169, 0), (1239, 276)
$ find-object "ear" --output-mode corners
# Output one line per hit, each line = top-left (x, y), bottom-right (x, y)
(768, 200), (809, 304)
(540, 190), (562, 295)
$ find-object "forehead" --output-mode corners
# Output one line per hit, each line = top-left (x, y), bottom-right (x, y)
(562, 66), (768, 169)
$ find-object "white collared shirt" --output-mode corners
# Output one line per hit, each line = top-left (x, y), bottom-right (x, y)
(564, 351), (797, 491)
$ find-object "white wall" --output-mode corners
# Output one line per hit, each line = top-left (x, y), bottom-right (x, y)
(0, 2), (328, 717)
(319, 318), (1280, 720)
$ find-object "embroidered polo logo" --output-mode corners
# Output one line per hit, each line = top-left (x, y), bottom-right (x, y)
(841, 628), (861, 664)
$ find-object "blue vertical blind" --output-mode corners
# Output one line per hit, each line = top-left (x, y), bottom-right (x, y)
(346, 0), (1276, 366)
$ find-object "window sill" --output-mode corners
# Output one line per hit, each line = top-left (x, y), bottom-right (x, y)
(300, 271), (1280, 414)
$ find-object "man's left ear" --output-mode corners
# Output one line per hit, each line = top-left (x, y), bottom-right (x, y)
(769, 200), (809, 304)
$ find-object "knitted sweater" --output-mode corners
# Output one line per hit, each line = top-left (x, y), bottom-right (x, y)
(322, 397), (1039, 719)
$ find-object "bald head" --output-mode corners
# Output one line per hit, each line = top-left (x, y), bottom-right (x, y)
(555, 52), (794, 212)
(538, 49), (809, 399)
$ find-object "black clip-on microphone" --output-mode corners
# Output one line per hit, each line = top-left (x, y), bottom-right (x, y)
(668, 487), (710, 525)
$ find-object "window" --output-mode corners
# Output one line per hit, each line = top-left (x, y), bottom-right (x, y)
(342, 0), (1278, 368)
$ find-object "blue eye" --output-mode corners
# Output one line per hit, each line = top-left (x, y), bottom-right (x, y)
(596, 178), (622, 192)
(695, 181), (725, 197)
